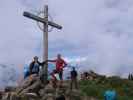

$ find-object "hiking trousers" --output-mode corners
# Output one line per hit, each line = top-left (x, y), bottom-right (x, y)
(70, 78), (78, 90)
(58, 70), (63, 80)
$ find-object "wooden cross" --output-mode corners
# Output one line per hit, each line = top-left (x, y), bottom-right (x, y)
(23, 5), (62, 84)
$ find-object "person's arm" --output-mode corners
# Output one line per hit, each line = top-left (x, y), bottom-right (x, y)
(39, 61), (47, 66)
(63, 59), (67, 68)
(47, 60), (56, 62)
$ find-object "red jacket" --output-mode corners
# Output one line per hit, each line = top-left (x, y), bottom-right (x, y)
(50, 58), (67, 71)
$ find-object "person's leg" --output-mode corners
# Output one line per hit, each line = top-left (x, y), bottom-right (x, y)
(75, 78), (78, 89)
(72, 79), (76, 89)
(70, 79), (73, 90)
(71, 79), (75, 90)
(53, 79), (57, 88)
(59, 71), (63, 80)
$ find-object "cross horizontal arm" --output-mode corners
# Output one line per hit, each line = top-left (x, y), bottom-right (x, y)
(23, 12), (62, 30)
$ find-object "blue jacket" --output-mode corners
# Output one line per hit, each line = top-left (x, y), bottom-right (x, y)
(104, 90), (117, 100)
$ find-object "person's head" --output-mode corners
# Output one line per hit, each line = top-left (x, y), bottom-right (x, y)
(72, 67), (75, 71)
(57, 54), (61, 59)
(33, 56), (38, 62)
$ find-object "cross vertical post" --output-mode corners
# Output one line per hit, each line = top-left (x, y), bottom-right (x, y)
(23, 4), (62, 85)
(43, 5), (48, 84)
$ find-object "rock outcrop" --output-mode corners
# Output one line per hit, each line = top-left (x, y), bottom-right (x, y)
(1, 74), (85, 100)
(81, 70), (106, 83)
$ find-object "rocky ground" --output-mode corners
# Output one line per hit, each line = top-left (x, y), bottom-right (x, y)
(0, 74), (98, 100)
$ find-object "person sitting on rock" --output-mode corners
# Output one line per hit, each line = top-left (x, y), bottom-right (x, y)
(29, 56), (46, 76)
(47, 54), (67, 81)
(70, 67), (78, 90)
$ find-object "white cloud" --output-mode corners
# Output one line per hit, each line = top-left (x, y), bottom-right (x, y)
(47, 0), (133, 77)
(0, 0), (44, 65)
(0, 0), (133, 86)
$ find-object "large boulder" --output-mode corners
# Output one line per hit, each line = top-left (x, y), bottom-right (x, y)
(16, 74), (45, 96)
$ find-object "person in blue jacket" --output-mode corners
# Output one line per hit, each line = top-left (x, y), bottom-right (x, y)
(104, 90), (117, 100)
(29, 56), (46, 76)
(24, 64), (30, 79)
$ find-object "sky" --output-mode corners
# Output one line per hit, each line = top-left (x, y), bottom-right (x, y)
(0, 0), (133, 86)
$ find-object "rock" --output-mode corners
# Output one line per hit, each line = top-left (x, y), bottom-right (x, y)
(21, 93), (39, 100)
(42, 93), (55, 100)
(9, 92), (19, 100)
(81, 70), (107, 81)
(16, 74), (45, 97)
(44, 83), (55, 94)
(0, 91), (4, 99)
(67, 90), (82, 100)
(2, 93), (10, 100)
(55, 82), (69, 96)
(25, 93), (38, 98)
(1, 73), (90, 100)
(40, 83), (56, 100)
(2, 74), (44, 100)
(5, 86), (16, 92)
(2, 92), (19, 100)
(40, 83), (55, 94)
(20, 80), (42, 94)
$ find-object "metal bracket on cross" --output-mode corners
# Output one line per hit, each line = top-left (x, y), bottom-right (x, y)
(36, 11), (54, 32)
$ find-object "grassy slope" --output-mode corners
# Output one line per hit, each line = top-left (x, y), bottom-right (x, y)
(79, 77), (133, 100)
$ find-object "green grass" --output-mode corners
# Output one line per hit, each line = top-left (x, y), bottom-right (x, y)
(79, 77), (133, 100)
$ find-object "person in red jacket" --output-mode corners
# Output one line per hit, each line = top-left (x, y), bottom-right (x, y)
(48, 54), (67, 80)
